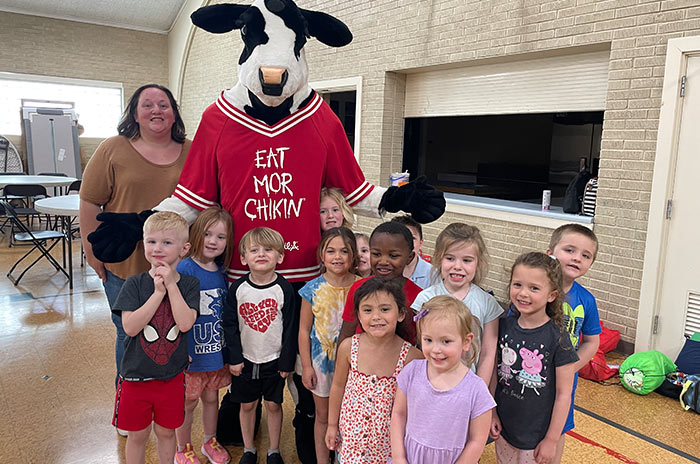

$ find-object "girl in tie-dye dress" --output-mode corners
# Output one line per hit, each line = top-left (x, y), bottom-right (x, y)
(299, 227), (360, 463)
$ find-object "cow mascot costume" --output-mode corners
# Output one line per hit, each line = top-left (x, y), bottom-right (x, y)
(90, 0), (445, 462)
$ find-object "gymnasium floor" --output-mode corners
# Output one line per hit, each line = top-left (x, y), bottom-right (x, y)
(0, 233), (698, 463)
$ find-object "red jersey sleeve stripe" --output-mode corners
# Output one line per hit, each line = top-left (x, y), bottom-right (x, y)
(345, 181), (374, 206)
(173, 184), (217, 211)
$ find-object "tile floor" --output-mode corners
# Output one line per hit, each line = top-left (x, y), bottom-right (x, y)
(0, 232), (698, 463)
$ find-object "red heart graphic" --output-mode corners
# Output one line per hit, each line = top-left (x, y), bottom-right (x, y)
(239, 298), (278, 333)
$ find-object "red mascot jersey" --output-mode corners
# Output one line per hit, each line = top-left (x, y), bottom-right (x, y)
(175, 91), (373, 282)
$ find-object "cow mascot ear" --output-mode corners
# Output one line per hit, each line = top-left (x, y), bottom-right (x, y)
(300, 9), (353, 47)
(190, 4), (249, 33)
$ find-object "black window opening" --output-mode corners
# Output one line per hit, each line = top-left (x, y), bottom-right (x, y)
(326, 91), (356, 151)
(402, 111), (603, 208)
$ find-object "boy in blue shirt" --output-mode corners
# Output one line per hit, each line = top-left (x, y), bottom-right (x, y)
(547, 223), (601, 459)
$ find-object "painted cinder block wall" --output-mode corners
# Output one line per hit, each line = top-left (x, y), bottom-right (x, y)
(0, 11), (169, 163)
(178, 0), (700, 348)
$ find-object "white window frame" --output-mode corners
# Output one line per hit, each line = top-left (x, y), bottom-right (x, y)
(310, 76), (362, 163)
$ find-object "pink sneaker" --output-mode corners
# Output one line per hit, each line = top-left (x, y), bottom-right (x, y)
(174, 443), (201, 464)
(201, 436), (230, 464)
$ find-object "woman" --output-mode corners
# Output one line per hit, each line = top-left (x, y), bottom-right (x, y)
(80, 83), (191, 394)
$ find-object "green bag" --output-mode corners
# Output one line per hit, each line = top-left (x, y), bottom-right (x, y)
(620, 350), (676, 395)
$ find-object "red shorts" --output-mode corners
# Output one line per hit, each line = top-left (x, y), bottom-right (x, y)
(184, 366), (232, 401)
(113, 373), (185, 431)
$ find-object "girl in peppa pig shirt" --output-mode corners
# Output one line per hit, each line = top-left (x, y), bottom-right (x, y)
(490, 252), (579, 464)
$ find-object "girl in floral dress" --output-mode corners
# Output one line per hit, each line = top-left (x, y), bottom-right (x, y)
(299, 227), (361, 463)
(325, 278), (422, 463)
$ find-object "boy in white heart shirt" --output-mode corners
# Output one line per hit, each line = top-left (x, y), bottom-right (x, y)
(223, 227), (297, 464)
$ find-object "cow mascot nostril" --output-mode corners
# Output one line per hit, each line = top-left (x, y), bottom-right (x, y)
(88, 2), (445, 460)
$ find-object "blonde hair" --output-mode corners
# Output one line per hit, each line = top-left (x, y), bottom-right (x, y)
(320, 187), (354, 229)
(432, 223), (489, 285)
(416, 295), (478, 367)
(187, 207), (234, 269)
(549, 223), (599, 260)
(143, 211), (189, 240)
(238, 227), (285, 256)
(509, 252), (566, 334)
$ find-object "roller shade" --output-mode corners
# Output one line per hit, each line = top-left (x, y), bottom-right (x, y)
(404, 51), (610, 117)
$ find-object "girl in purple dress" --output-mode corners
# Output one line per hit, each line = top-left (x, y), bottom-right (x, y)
(390, 295), (495, 464)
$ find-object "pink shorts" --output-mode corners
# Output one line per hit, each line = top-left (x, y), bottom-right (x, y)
(113, 373), (185, 431)
(495, 437), (537, 464)
(184, 366), (231, 401)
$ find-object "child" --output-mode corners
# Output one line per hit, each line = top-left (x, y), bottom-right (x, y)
(320, 187), (354, 232)
(546, 224), (601, 441)
(223, 227), (297, 464)
(390, 295), (495, 464)
(326, 278), (422, 463)
(411, 223), (503, 386)
(355, 232), (371, 278)
(112, 212), (199, 464)
(337, 221), (423, 347)
(390, 215), (434, 289)
(490, 252), (578, 464)
(298, 227), (360, 463)
(175, 207), (233, 464)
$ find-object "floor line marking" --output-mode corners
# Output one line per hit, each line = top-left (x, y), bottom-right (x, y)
(574, 405), (700, 463)
(566, 430), (639, 464)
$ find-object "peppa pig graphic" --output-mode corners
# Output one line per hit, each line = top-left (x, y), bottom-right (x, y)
(516, 347), (547, 395)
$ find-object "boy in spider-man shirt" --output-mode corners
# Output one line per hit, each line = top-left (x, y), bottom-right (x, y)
(112, 212), (200, 464)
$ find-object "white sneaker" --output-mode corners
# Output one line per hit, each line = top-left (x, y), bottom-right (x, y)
(116, 427), (128, 437)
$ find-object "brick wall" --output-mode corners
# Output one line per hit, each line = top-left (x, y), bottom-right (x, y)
(179, 0), (700, 345)
(0, 11), (169, 163)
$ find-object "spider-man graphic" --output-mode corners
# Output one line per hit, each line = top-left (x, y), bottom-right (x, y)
(141, 298), (180, 365)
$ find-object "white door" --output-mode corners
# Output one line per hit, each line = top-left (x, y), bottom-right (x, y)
(653, 55), (700, 358)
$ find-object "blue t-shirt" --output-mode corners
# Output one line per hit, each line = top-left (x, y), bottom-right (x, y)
(563, 281), (601, 432)
(177, 257), (228, 372)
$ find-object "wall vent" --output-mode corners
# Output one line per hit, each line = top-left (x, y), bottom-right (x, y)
(685, 291), (700, 337)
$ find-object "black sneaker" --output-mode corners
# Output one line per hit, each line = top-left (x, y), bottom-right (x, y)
(239, 451), (258, 464)
(266, 452), (284, 464)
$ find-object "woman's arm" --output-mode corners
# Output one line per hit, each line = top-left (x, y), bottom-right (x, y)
(476, 319), (499, 386)
(79, 200), (106, 281)
(298, 299), (317, 390)
(534, 362), (575, 464)
(457, 410), (492, 464)
(326, 337), (351, 451)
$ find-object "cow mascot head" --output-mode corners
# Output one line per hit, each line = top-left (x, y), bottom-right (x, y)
(89, 0), (445, 279)
(192, 0), (353, 124)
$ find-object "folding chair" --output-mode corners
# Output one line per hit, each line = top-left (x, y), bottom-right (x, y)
(2, 184), (51, 245)
(38, 172), (68, 196)
(1, 200), (68, 286)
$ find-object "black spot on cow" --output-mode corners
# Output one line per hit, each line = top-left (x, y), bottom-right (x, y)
(238, 7), (269, 65)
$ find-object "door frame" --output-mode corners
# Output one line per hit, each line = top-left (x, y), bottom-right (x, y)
(310, 76), (363, 163)
(637, 36), (700, 351)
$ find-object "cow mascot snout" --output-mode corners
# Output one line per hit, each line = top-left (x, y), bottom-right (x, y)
(88, 2), (445, 460)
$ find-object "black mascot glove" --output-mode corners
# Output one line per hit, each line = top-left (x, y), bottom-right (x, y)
(379, 176), (446, 223)
(88, 210), (156, 263)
